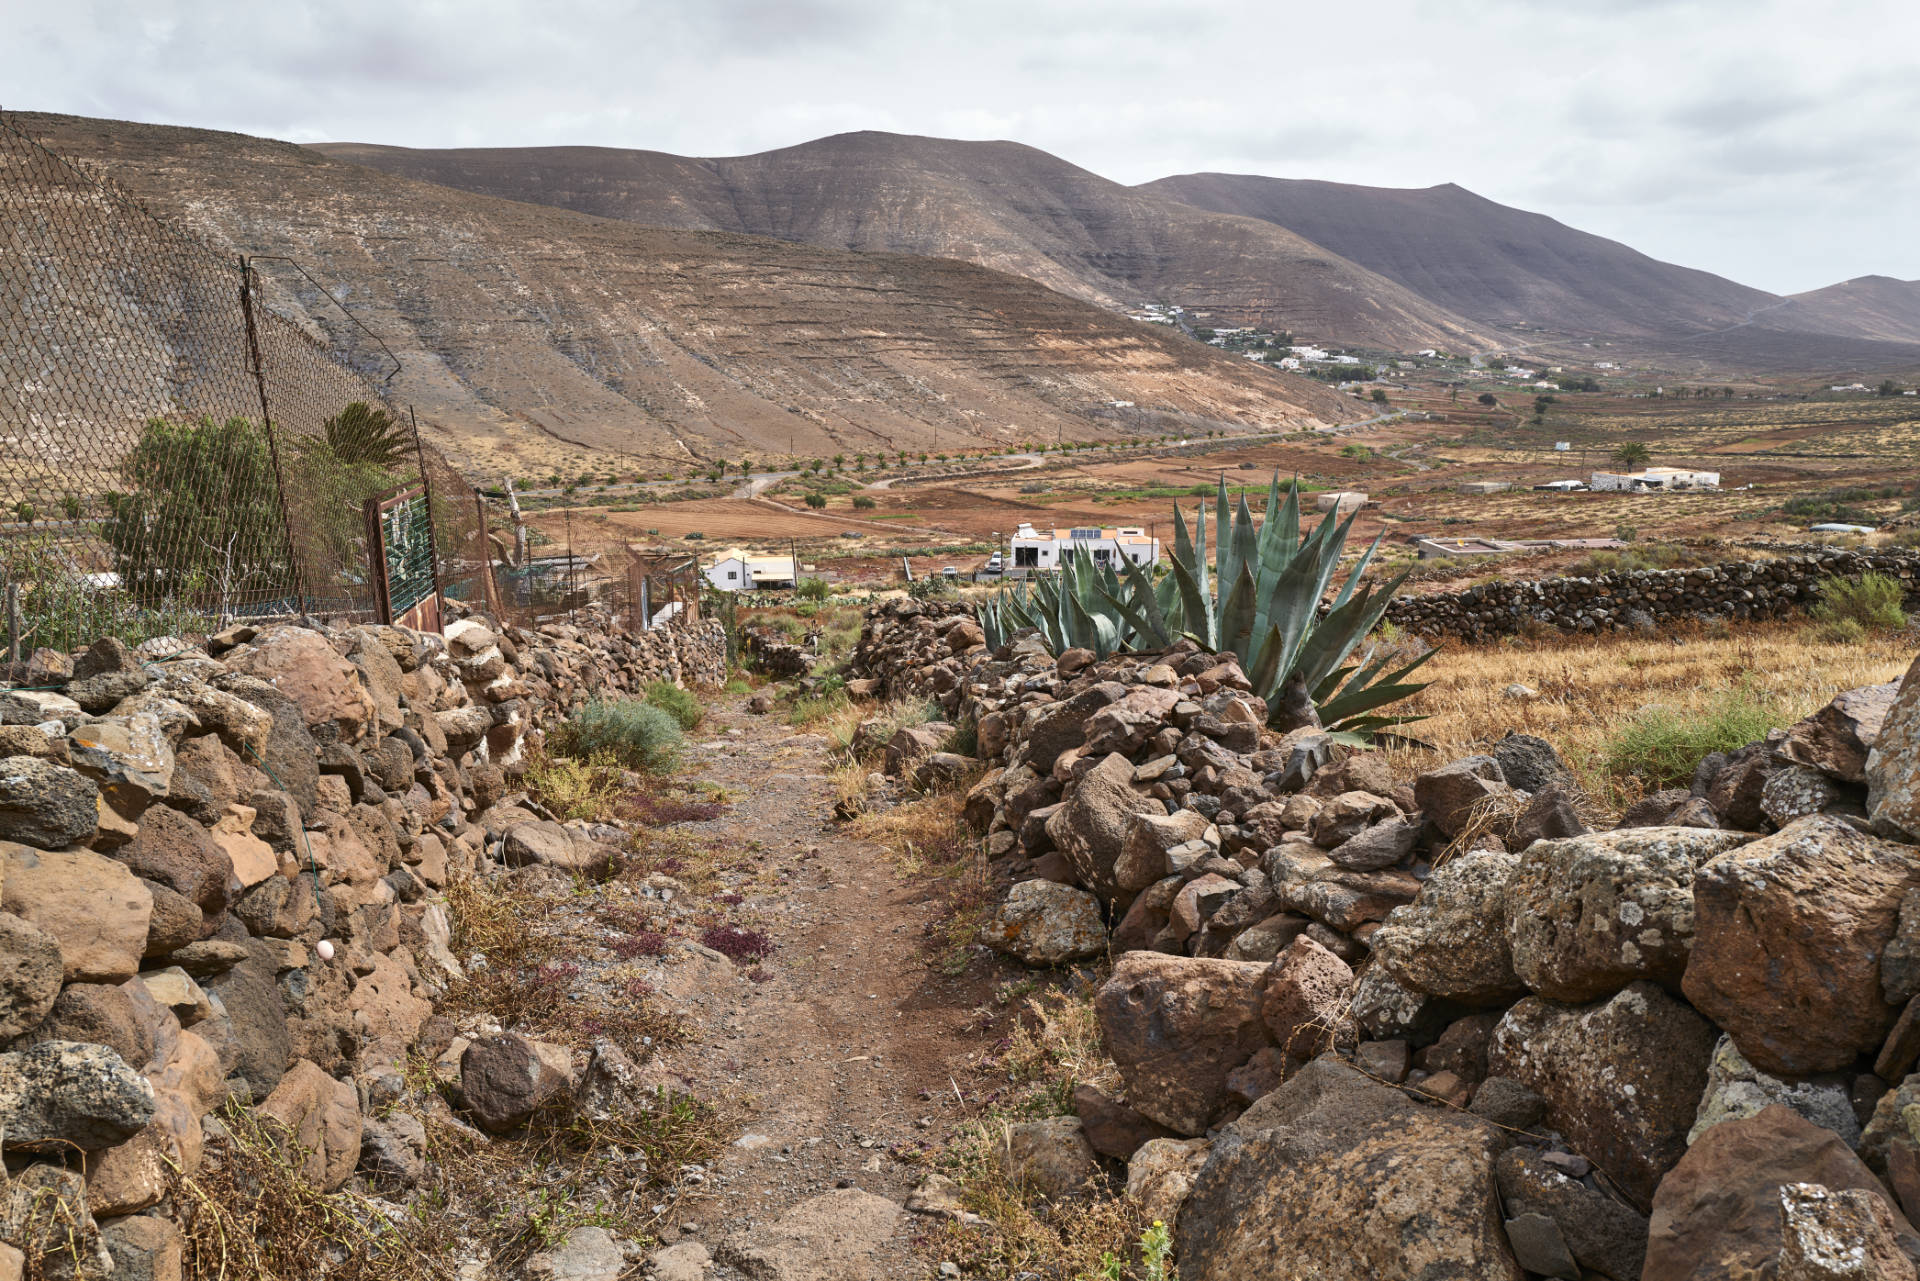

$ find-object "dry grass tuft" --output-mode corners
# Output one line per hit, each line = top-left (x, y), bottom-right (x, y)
(1384, 620), (1912, 810)
(919, 984), (1168, 1279)
(173, 1104), (452, 1281)
(850, 791), (992, 973)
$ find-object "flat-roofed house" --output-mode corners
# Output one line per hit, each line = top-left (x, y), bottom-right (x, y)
(1009, 523), (1161, 572)
(703, 549), (798, 591)
(1590, 467), (1721, 492)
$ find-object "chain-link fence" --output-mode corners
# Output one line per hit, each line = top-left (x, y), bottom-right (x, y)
(0, 109), (501, 649)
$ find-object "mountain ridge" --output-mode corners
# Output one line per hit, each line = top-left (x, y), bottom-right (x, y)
(15, 111), (1360, 476)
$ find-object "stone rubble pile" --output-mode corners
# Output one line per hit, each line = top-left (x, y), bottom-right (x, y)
(0, 603), (724, 1279)
(850, 597), (1920, 1280)
(1387, 547), (1920, 641)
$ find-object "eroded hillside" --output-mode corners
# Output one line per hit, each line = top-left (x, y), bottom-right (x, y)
(17, 114), (1360, 476)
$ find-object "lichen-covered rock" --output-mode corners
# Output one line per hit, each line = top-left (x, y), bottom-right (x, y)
(1370, 849), (1525, 1005)
(1762, 764), (1850, 829)
(998, 1115), (1099, 1200)
(1870, 655), (1920, 840)
(1506, 826), (1751, 1003)
(1093, 953), (1273, 1135)
(1688, 1034), (1859, 1148)
(1775, 1182), (1917, 1281)
(1683, 814), (1920, 1074)
(0, 1040), (155, 1152)
(1127, 1137), (1211, 1236)
(1176, 1097), (1520, 1281)
(982, 880), (1107, 966)
(1645, 1105), (1920, 1281)
(0, 755), (99, 849)
(1114, 808), (1214, 892)
(1488, 982), (1716, 1208)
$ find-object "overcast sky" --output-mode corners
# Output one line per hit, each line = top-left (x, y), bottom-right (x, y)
(11, 0), (1918, 295)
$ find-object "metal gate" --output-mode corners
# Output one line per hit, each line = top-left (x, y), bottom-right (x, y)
(365, 483), (441, 632)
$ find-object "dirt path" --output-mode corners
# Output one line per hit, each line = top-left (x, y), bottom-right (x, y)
(645, 695), (999, 1279)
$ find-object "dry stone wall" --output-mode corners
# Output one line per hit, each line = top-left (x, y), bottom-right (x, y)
(1386, 547), (1920, 640)
(0, 602), (722, 1279)
(849, 598), (1920, 1280)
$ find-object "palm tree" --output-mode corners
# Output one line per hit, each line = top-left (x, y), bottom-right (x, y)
(1612, 442), (1652, 468)
(316, 402), (411, 467)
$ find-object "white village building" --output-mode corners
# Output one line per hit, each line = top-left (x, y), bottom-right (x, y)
(703, 548), (799, 591)
(1590, 467), (1721, 492)
(1009, 524), (1161, 572)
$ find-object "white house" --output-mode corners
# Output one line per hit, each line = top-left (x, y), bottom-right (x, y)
(702, 550), (751, 591)
(703, 548), (799, 591)
(1590, 467), (1721, 492)
(1009, 524), (1161, 572)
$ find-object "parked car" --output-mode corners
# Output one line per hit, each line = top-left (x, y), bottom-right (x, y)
(982, 556), (1004, 576)
(941, 566), (959, 579)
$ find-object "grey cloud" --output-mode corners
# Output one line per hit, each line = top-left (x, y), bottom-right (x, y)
(7, 0), (1919, 293)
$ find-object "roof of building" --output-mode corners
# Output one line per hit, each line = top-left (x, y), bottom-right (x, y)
(1012, 523), (1158, 545)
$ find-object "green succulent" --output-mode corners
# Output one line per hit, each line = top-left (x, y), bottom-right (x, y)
(979, 474), (1432, 740)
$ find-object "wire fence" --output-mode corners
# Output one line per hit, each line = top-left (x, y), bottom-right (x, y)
(0, 109), (509, 649)
(0, 110), (714, 650)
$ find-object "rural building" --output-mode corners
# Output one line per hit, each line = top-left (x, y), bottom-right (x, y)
(1416, 537), (1522, 559)
(1314, 491), (1368, 514)
(703, 549), (798, 591)
(1590, 467), (1720, 492)
(1457, 481), (1512, 495)
(1009, 523), (1161, 572)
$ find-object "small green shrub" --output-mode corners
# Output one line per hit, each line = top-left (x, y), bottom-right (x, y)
(796, 577), (831, 601)
(851, 495), (876, 510)
(1812, 572), (1907, 632)
(1813, 616), (1868, 645)
(554, 699), (682, 771)
(1603, 686), (1779, 787)
(643, 681), (705, 730)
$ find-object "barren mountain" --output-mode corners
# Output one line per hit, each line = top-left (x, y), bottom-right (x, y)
(314, 133), (1495, 353)
(1766, 276), (1920, 346)
(1141, 173), (1777, 341)
(16, 113), (1361, 476)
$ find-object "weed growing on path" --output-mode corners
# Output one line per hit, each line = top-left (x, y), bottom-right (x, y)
(1602, 684), (1782, 787)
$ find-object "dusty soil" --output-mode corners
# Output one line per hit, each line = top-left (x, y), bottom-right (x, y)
(640, 696), (1007, 1279)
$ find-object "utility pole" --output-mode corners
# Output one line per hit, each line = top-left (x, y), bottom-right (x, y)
(505, 477), (528, 566)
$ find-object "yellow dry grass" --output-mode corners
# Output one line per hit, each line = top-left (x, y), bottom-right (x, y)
(1384, 620), (1913, 811)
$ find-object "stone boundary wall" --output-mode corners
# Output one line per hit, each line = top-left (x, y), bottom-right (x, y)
(846, 595), (1920, 1277)
(1385, 548), (1920, 641)
(0, 602), (722, 1277)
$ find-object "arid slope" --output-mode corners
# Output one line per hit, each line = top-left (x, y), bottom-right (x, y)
(314, 132), (1495, 352)
(17, 113), (1361, 475)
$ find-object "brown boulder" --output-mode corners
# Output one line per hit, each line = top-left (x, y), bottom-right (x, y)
(0, 912), (62, 1039)
(116, 805), (234, 919)
(1488, 982), (1716, 1209)
(1645, 1104), (1920, 1281)
(1871, 654), (1920, 840)
(460, 1033), (574, 1133)
(1683, 814), (1920, 1074)
(257, 1058), (362, 1191)
(226, 627), (375, 742)
(1780, 680), (1898, 784)
(998, 1116), (1100, 1200)
(1260, 936), (1353, 1069)
(1046, 752), (1161, 903)
(1413, 754), (1510, 839)
(1093, 953), (1273, 1135)
(1072, 1082), (1177, 1160)
(1, 844), (153, 982)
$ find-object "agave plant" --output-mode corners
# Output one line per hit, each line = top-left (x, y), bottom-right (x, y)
(978, 475), (1433, 740)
